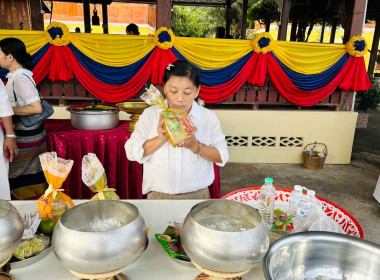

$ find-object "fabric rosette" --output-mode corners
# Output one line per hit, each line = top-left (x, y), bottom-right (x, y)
(251, 32), (274, 54)
(46, 21), (71, 46)
(346, 36), (368, 57)
(153, 27), (175, 50)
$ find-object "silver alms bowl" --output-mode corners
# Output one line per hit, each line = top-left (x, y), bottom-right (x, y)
(52, 200), (147, 274)
(0, 200), (23, 263)
(181, 200), (269, 273)
(264, 231), (380, 280)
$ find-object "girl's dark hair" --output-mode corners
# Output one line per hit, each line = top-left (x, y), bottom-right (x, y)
(126, 23), (140, 35)
(0, 38), (33, 70)
(163, 60), (200, 88)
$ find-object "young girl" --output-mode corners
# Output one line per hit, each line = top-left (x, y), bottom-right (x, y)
(125, 61), (229, 199)
(0, 38), (48, 199)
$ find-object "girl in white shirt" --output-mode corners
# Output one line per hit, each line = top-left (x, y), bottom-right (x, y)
(125, 61), (229, 199)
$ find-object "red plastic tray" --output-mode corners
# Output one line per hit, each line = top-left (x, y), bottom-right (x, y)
(222, 187), (364, 238)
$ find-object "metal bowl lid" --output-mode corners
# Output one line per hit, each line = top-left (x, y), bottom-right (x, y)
(67, 102), (119, 113)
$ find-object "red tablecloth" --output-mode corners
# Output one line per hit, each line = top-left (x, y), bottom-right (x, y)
(44, 119), (220, 199)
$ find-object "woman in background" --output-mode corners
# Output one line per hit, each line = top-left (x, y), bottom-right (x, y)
(0, 37), (48, 199)
(0, 80), (17, 200)
(126, 23), (140, 35)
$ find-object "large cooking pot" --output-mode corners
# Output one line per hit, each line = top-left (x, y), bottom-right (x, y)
(0, 200), (24, 263)
(67, 102), (119, 130)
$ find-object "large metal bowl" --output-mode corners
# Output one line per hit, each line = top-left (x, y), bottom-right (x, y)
(264, 231), (380, 280)
(181, 200), (269, 273)
(52, 200), (147, 274)
(0, 200), (24, 263)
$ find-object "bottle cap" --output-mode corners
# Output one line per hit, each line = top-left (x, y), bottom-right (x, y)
(264, 177), (273, 184)
(294, 185), (303, 191)
(307, 189), (316, 196)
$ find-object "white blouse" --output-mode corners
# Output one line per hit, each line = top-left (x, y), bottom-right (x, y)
(125, 101), (229, 195)
(5, 68), (40, 107)
(0, 81), (13, 118)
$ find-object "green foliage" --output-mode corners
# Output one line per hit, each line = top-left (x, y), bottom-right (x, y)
(171, 5), (242, 38)
(248, 0), (280, 32)
(357, 81), (380, 111)
(171, 6), (222, 38)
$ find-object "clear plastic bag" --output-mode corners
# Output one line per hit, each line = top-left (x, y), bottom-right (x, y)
(82, 153), (120, 200)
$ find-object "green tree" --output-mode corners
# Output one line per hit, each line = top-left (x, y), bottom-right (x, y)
(171, 5), (242, 38)
(248, 0), (280, 32)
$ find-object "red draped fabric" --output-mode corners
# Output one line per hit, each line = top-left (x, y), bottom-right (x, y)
(44, 119), (221, 199)
(266, 54), (372, 106)
(150, 48), (178, 84)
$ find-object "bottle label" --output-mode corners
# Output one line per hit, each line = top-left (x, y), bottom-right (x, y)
(260, 195), (271, 207)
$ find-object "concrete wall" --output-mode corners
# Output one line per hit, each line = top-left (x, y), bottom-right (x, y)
(54, 107), (357, 164)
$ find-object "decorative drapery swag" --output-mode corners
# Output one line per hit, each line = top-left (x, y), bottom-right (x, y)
(0, 22), (371, 106)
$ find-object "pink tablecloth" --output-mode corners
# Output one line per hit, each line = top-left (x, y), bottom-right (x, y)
(44, 119), (220, 199)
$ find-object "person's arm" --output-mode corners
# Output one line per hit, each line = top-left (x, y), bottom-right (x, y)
(177, 134), (222, 163)
(1, 116), (18, 162)
(142, 113), (167, 157)
(12, 100), (42, 115)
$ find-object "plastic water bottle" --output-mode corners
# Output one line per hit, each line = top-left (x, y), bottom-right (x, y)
(288, 185), (303, 218)
(259, 177), (276, 229)
(297, 193), (312, 218)
(307, 189), (322, 210)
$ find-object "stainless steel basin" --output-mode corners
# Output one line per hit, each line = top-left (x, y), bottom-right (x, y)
(264, 231), (380, 280)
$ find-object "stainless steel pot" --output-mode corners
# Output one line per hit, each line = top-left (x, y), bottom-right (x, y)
(52, 200), (147, 274)
(67, 105), (119, 130)
(181, 200), (269, 273)
(0, 200), (24, 263)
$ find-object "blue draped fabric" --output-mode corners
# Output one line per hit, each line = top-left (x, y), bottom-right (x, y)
(271, 52), (350, 91)
(68, 44), (153, 85)
(171, 47), (253, 86)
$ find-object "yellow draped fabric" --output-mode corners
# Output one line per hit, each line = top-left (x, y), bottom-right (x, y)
(174, 37), (253, 70)
(0, 30), (49, 55)
(273, 41), (347, 74)
(70, 34), (155, 66)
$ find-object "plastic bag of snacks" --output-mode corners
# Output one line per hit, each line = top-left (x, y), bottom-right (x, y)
(37, 152), (74, 222)
(141, 85), (197, 147)
(82, 153), (120, 200)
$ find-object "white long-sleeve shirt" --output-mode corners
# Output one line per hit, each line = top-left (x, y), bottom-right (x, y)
(125, 101), (229, 195)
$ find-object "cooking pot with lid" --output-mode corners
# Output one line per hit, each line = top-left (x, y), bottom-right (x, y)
(67, 102), (119, 130)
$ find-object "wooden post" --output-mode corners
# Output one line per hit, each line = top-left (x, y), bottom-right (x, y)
(241, 0), (248, 39)
(344, 0), (367, 43)
(329, 19), (337, 43)
(277, 0), (291, 41)
(83, 0), (91, 33)
(368, 15), (380, 77)
(30, 0), (44, 31)
(156, 0), (172, 28)
(225, 0), (232, 38)
(102, 2), (109, 34)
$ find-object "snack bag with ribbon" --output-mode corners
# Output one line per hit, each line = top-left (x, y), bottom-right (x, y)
(82, 153), (120, 200)
(37, 152), (74, 222)
(141, 84), (197, 147)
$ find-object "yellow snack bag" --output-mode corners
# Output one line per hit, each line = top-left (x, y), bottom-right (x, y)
(82, 153), (120, 200)
(141, 85), (197, 147)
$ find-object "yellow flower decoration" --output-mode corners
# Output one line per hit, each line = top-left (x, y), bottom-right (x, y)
(46, 21), (71, 46)
(251, 32), (274, 54)
(346, 36), (368, 57)
(153, 27), (175, 50)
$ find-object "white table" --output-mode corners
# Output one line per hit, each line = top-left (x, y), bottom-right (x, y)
(9, 200), (266, 280)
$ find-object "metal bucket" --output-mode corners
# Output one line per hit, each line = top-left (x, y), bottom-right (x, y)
(67, 107), (119, 130)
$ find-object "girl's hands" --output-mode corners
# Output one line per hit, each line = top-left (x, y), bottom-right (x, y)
(177, 134), (198, 153)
